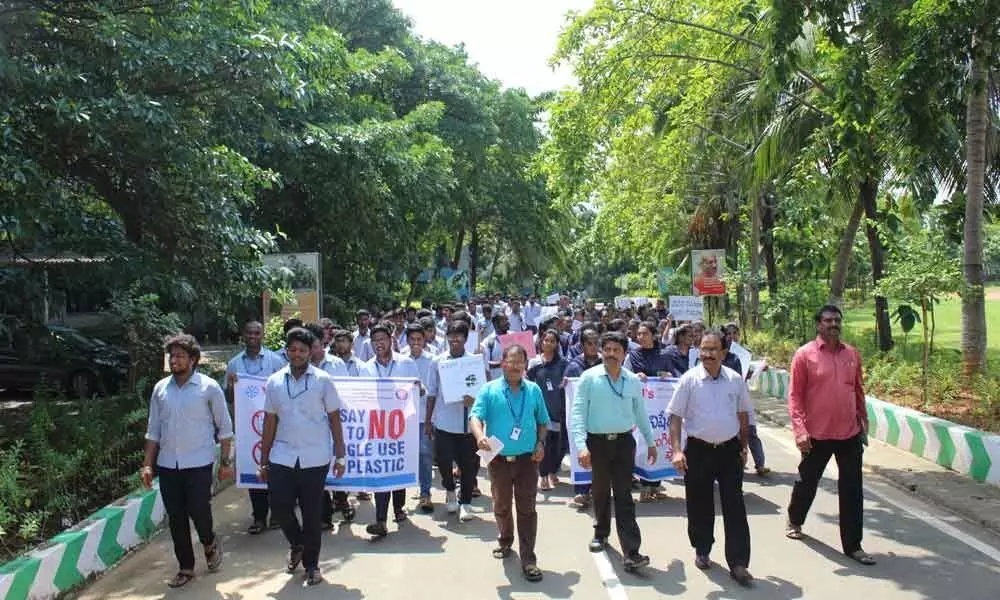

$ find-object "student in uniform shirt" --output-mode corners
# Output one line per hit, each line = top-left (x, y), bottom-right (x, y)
(527, 329), (568, 491)
(523, 295), (541, 334)
(507, 299), (526, 332)
(276, 318), (305, 364)
(305, 323), (348, 376)
(425, 320), (480, 522)
(361, 323), (422, 539)
(258, 327), (346, 587)
(480, 304), (496, 340)
(572, 331), (658, 571)
(143, 334), (233, 589)
(225, 321), (286, 535)
(624, 321), (674, 502)
(470, 344), (549, 583)
(401, 323), (436, 512)
(452, 310), (481, 356)
(481, 312), (510, 381)
(353, 309), (375, 362)
(563, 329), (602, 507)
(668, 329), (754, 586)
(418, 316), (440, 355)
(389, 310), (407, 352)
(332, 330), (363, 376)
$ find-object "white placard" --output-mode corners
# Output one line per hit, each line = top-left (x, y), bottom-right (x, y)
(615, 296), (631, 310)
(729, 342), (752, 379)
(437, 354), (487, 404)
(234, 375), (270, 489)
(545, 293), (561, 305)
(669, 296), (704, 321)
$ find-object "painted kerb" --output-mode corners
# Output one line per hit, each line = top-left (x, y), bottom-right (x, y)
(751, 369), (1000, 486)
(0, 447), (232, 600)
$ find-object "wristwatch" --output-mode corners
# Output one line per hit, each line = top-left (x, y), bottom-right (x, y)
(335, 457), (346, 466)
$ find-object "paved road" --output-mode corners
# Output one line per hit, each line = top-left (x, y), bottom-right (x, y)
(76, 421), (1000, 600)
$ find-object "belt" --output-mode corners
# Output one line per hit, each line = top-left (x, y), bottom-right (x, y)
(588, 432), (630, 441)
(501, 452), (533, 462)
(687, 436), (738, 448)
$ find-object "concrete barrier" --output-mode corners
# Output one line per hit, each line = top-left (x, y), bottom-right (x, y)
(751, 368), (1000, 486)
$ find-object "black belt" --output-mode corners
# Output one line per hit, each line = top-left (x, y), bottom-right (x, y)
(500, 452), (533, 462)
(687, 436), (739, 448)
(588, 432), (630, 441)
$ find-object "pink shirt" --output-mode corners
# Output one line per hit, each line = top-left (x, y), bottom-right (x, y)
(788, 337), (867, 442)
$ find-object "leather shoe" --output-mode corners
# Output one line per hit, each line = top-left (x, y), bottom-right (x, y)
(694, 554), (711, 570)
(730, 565), (754, 587)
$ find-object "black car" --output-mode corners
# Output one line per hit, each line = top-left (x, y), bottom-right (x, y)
(0, 320), (130, 398)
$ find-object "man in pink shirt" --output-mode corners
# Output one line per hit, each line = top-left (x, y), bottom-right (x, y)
(785, 305), (876, 566)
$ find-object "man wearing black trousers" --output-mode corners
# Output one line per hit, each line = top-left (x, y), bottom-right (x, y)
(668, 329), (754, 587)
(143, 334), (233, 589)
(258, 327), (347, 586)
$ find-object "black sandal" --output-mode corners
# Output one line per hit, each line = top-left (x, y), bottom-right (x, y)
(848, 550), (876, 565)
(167, 571), (194, 588)
(522, 564), (543, 582)
(492, 546), (511, 559)
(247, 521), (264, 535)
(393, 510), (408, 523)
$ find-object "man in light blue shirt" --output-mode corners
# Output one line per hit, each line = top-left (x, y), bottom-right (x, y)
(470, 344), (549, 582)
(258, 327), (346, 587)
(360, 323), (420, 539)
(225, 320), (285, 535)
(143, 334), (233, 589)
(401, 323), (436, 512)
(571, 331), (657, 571)
(332, 329), (364, 376)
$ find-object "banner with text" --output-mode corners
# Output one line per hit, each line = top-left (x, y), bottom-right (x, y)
(669, 296), (704, 321)
(564, 377), (682, 485)
(235, 376), (419, 493)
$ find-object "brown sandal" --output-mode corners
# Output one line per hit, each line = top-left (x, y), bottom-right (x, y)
(167, 571), (194, 588)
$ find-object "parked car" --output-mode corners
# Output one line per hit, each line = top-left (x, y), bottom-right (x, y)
(0, 320), (130, 398)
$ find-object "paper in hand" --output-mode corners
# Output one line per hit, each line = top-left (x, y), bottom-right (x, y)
(476, 435), (505, 464)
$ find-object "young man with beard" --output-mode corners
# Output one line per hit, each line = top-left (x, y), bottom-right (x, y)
(226, 321), (285, 535)
(361, 323), (421, 539)
(144, 335), (233, 588)
(258, 327), (346, 586)
(353, 309), (375, 362)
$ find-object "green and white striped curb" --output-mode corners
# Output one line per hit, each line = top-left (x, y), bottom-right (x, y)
(0, 447), (231, 600)
(751, 368), (1000, 486)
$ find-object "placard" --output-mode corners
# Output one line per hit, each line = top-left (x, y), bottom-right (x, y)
(437, 353), (487, 404)
(669, 295), (704, 321)
(499, 331), (536, 358)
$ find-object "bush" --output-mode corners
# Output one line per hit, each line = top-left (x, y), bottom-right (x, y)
(0, 386), (148, 560)
(111, 292), (183, 395)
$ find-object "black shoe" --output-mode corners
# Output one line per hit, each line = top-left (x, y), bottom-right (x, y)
(306, 568), (323, 586)
(588, 537), (607, 553)
(287, 545), (303, 573)
(730, 566), (754, 587)
(366, 522), (388, 539)
(695, 554), (711, 570)
(623, 552), (650, 570)
(247, 521), (265, 535)
(393, 509), (408, 523)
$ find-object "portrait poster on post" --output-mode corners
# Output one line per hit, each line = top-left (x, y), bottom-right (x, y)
(691, 249), (726, 297)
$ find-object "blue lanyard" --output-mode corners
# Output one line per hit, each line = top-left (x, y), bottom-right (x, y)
(241, 353), (264, 375)
(375, 359), (395, 377)
(504, 385), (526, 424)
(605, 374), (624, 398)
(285, 372), (309, 399)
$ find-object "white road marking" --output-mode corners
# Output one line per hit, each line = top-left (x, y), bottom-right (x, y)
(590, 549), (630, 600)
(759, 425), (1000, 565)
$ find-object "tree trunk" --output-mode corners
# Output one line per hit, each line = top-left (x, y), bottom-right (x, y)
(828, 198), (864, 307)
(860, 175), (893, 351)
(452, 228), (465, 269)
(469, 224), (480, 294)
(962, 40), (989, 377)
(761, 196), (778, 295)
(749, 194), (762, 328)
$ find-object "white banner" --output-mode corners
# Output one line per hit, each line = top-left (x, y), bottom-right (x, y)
(235, 376), (419, 493)
(437, 354), (487, 404)
(669, 295), (704, 321)
(564, 377), (682, 486)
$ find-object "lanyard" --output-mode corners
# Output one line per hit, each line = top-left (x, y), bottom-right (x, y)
(605, 374), (624, 399)
(375, 359), (395, 377)
(285, 372), (310, 399)
(241, 353), (264, 375)
(504, 385), (526, 424)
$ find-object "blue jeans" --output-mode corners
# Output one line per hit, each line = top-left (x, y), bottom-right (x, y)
(419, 433), (434, 496)
(748, 425), (765, 469)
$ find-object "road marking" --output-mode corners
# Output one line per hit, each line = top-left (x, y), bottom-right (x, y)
(759, 425), (1000, 565)
(590, 549), (629, 600)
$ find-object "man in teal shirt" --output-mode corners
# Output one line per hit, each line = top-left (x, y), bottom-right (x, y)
(572, 331), (657, 571)
(470, 344), (549, 583)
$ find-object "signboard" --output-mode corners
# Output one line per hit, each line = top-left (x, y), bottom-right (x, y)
(235, 375), (419, 493)
(263, 252), (322, 323)
(669, 296), (704, 321)
(564, 377), (682, 485)
(691, 249), (726, 297)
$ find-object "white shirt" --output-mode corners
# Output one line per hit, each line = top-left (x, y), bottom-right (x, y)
(146, 373), (233, 469)
(523, 302), (541, 327)
(264, 365), (341, 469)
(353, 330), (374, 362)
(406, 351), (435, 423)
(360, 352), (420, 379)
(314, 353), (348, 377)
(507, 310), (525, 332)
(464, 327), (481, 355)
(480, 333), (503, 380)
(225, 348), (285, 387)
(337, 354), (364, 377)
(427, 352), (472, 434)
(667, 364), (751, 444)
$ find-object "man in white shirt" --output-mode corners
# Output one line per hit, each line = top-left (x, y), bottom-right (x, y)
(225, 321), (285, 535)
(481, 313), (510, 381)
(523, 295), (541, 334)
(353, 309), (374, 362)
(258, 327), (346, 587)
(401, 323), (436, 512)
(507, 299), (526, 332)
(668, 329), (753, 586)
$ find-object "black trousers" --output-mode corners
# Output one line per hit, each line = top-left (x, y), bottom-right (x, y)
(435, 428), (477, 504)
(539, 430), (565, 477)
(249, 488), (269, 522)
(587, 433), (641, 555)
(684, 437), (750, 569)
(374, 489), (406, 522)
(158, 464), (215, 571)
(268, 462), (328, 571)
(788, 434), (865, 554)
